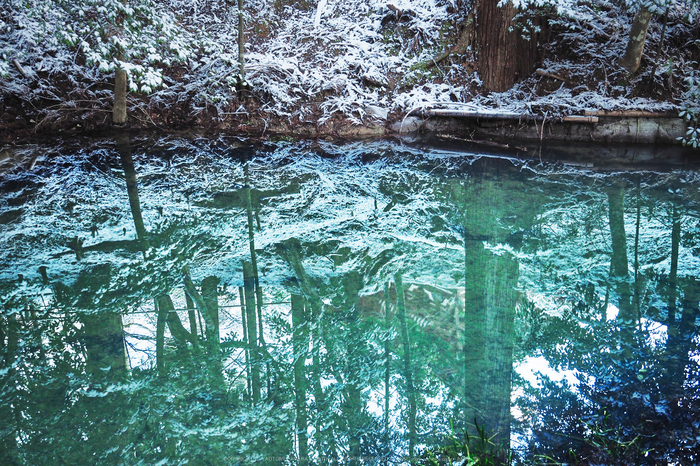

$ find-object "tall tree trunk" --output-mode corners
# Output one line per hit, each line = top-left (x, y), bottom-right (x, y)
(607, 183), (633, 323)
(618, 6), (653, 73)
(244, 166), (269, 394)
(277, 239), (337, 462)
(383, 280), (392, 462)
(291, 294), (309, 465)
(242, 260), (261, 403)
(633, 180), (641, 317)
(463, 236), (488, 429)
(395, 273), (417, 459)
(239, 286), (253, 397)
(185, 292), (198, 348)
(201, 277), (220, 348)
(346, 383), (363, 466)
(667, 204), (681, 329)
(476, 0), (540, 91)
(156, 298), (166, 376)
(0, 313), (19, 465)
(81, 311), (127, 379)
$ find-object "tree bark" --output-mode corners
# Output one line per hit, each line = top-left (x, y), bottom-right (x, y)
(201, 276), (220, 346)
(183, 267), (215, 340)
(618, 6), (653, 73)
(237, 0), (246, 91)
(242, 260), (261, 403)
(607, 183), (634, 324)
(239, 286), (253, 397)
(81, 311), (128, 379)
(668, 204), (681, 327)
(607, 184), (629, 278)
(159, 294), (195, 347)
(396, 273), (417, 459)
(383, 280), (391, 460)
(156, 298), (166, 376)
(185, 292), (198, 346)
(476, 0), (540, 91)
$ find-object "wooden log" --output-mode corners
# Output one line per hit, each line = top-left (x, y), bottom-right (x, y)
(584, 110), (678, 118)
(562, 115), (599, 123)
(418, 108), (544, 121)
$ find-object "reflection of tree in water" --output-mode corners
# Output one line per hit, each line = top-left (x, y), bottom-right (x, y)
(518, 178), (700, 465)
(2, 139), (700, 466)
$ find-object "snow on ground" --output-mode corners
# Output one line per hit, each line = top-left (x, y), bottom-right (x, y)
(0, 0), (698, 138)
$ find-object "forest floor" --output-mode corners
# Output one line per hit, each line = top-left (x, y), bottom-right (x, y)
(0, 0), (699, 145)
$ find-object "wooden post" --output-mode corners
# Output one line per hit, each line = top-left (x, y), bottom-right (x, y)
(113, 68), (127, 125)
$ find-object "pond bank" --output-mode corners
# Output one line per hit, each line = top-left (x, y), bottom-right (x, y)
(392, 111), (688, 145)
(0, 104), (691, 148)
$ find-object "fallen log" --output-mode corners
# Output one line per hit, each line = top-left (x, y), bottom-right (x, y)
(584, 110), (678, 118)
(415, 108), (544, 121)
(562, 115), (599, 123)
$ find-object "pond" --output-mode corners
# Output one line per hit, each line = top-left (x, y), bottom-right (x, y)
(1, 136), (699, 465)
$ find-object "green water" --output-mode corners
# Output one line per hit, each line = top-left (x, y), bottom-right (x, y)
(1, 137), (699, 465)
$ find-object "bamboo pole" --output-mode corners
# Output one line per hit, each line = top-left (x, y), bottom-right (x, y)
(584, 110), (677, 118)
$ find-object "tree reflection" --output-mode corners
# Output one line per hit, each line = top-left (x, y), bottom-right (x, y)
(1, 139), (700, 465)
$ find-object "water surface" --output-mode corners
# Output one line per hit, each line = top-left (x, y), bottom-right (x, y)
(1, 137), (699, 465)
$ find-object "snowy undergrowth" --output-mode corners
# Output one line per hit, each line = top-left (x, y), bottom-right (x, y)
(242, 0), (452, 122)
(1, 0), (698, 136)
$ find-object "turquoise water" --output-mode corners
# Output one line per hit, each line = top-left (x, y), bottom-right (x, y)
(1, 137), (698, 465)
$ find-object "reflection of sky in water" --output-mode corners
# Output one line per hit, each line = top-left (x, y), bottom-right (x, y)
(515, 355), (581, 389)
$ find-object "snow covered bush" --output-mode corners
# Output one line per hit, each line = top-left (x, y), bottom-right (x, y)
(2, 0), (197, 93)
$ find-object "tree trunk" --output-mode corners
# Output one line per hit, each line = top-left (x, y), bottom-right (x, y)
(291, 294), (309, 465)
(183, 267), (215, 340)
(237, 0), (246, 90)
(201, 276), (220, 347)
(81, 311), (127, 379)
(607, 183), (633, 323)
(618, 6), (653, 73)
(242, 260), (261, 403)
(476, 0), (540, 91)
(608, 183), (629, 278)
(396, 273), (417, 459)
(239, 286), (253, 397)
(383, 280), (391, 461)
(244, 166), (269, 394)
(113, 68), (127, 125)
(185, 292), (198, 347)
(156, 298), (166, 376)
(667, 204), (681, 328)
(159, 294), (195, 348)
